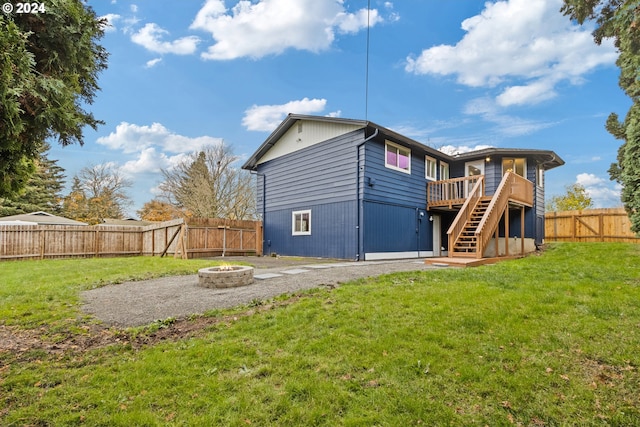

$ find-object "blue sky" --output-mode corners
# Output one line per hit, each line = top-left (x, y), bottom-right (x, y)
(50, 0), (629, 215)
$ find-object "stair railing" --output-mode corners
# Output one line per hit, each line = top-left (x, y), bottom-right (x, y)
(475, 172), (516, 258)
(447, 176), (484, 257)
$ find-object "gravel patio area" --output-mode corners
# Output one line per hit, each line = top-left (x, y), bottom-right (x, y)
(81, 257), (440, 327)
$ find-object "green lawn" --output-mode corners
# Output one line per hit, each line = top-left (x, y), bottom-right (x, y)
(2, 243), (640, 425)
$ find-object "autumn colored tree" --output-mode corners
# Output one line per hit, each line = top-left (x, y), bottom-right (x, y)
(547, 183), (594, 212)
(137, 199), (188, 222)
(61, 164), (132, 224)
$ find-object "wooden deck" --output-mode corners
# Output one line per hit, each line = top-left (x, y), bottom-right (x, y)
(424, 255), (523, 268)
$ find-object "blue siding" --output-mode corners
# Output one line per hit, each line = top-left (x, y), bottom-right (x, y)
(359, 137), (436, 257)
(257, 130), (362, 259)
(362, 139), (427, 206)
(363, 201), (431, 253)
(257, 130), (363, 211)
(263, 201), (358, 259)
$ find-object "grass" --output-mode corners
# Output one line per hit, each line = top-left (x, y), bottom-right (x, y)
(0, 256), (221, 331)
(1, 243), (640, 425)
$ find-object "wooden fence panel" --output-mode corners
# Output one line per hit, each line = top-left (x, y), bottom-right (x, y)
(185, 218), (262, 257)
(545, 208), (640, 243)
(0, 218), (263, 261)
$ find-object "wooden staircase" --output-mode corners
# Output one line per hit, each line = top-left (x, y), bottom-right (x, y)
(447, 172), (533, 259)
(452, 197), (491, 255)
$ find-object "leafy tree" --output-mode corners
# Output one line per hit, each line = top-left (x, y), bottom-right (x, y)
(547, 183), (594, 212)
(61, 176), (89, 222)
(0, 1), (108, 197)
(137, 199), (187, 222)
(561, 1), (640, 232)
(159, 144), (256, 220)
(61, 164), (132, 224)
(0, 143), (66, 216)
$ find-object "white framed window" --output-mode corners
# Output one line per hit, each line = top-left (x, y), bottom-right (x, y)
(425, 156), (437, 180)
(537, 165), (544, 188)
(440, 161), (450, 180)
(502, 158), (526, 178)
(292, 210), (311, 236)
(385, 141), (411, 174)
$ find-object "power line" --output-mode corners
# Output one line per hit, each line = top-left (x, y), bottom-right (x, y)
(365, 0), (370, 121)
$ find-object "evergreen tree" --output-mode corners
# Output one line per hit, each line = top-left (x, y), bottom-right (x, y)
(0, 1), (108, 197)
(562, 0), (640, 232)
(0, 143), (66, 216)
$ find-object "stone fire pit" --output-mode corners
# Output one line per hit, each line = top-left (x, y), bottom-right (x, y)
(197, 265), (254, 289)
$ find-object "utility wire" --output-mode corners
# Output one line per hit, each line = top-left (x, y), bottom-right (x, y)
(365, 0), (370, 121)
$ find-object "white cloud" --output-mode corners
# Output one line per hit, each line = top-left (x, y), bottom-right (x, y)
(576, 172), (622, 208)
(99, 13), (121, 32)
(97, 122), (224, 182)
(145, 58), (162, 68)
(131, 23), (200, 55)
(97, 122), (223, 154)
(464, 97), (558, 136)
(190, 0), (387, 60)
(405, 0), (617, 107)
(242, 98), (328, 131)
(334, 8), (382, 34)
(120, 147), (171, 175)
(438, 144), (494, 156)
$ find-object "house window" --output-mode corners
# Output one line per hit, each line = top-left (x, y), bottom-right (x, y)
(292, 210), (311, 235)
(385, 141), (411, 174)
(425, 156), (437, 180)
(537, 165), (544, 188)
(502, 158), (526, 178)
(440, 161), (450, 180)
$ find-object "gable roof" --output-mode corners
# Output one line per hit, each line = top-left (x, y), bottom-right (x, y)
(0, 211), (87, 226)
(242, 114), (564, 171)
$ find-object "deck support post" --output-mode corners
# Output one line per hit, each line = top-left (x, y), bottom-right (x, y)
(521, 206), (525, 255)
(505, 207), (509, 257)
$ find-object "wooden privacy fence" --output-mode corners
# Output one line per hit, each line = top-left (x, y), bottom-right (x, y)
(0, 218), (263, 261)
(545, 208), (640, 243)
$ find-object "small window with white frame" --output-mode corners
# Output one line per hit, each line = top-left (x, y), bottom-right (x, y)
(440, 161), (450, 180)
(537, 165), (544, 188)
(292, 210), (311, 236)
(385, 141), (411, 174)
(425, 156), (437, 180)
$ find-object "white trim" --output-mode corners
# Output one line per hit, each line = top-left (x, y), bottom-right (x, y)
(439, 161), (449, 180)
(425, 156), (437, 180)
(502, 157), (527, 178)
(364, 251), (433, 261)
(384, 140), (411, 174)
(292, 210), (311, 236)
(465, 160), (485, 177)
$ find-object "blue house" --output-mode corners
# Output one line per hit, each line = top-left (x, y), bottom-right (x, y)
(242, 114), (564, 261)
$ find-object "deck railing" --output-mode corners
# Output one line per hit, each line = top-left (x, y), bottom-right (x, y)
(427, 176), (484, 208)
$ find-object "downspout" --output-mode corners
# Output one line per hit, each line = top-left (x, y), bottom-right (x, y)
(251, 170), (267, 255)
(355, 127), (379, 261)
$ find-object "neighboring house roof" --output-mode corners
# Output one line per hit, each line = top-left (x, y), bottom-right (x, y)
(99, 218), (155, 227)
(242, 114), (564, 171)
(0, 211), (87, 226)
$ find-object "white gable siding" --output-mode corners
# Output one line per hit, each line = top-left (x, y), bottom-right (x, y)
(257, 120), (363, 165)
